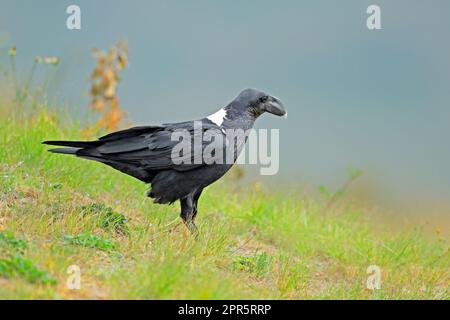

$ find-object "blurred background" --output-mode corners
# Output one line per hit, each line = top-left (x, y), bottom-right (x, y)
(1, 0), (449, 212)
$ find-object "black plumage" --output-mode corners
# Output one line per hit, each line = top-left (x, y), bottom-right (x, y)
(43, 88), (286, 234)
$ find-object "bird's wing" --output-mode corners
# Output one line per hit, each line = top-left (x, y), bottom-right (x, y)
(82, 122), (227, 172)
(99, 125), (163, 141)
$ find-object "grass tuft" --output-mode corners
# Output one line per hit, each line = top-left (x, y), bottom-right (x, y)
(63, 233), (116, 251)
(0, 255), (57, 285)
(81, 203), (129, 235)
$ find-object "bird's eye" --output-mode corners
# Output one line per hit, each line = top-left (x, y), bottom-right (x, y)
(259, 96), (269, 103)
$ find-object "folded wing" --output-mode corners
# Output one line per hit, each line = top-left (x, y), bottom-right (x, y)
(44, 122), (227, 182)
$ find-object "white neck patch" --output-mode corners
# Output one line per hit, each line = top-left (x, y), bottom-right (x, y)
(207, 108), (227, 127)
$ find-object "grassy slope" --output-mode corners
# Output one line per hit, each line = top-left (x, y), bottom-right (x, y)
(0, 105), (448, 300)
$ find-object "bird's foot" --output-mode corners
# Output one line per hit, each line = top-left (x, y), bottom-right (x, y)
(183, 219), (200, 239)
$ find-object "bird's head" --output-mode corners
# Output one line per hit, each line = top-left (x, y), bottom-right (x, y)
(231, 88), (287, 119)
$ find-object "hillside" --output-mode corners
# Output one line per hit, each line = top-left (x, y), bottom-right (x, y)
(0, 103), (448, 299)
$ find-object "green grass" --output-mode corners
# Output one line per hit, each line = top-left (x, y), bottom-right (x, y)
(0, 101), (448, 299)
(63, 234), (117, 252)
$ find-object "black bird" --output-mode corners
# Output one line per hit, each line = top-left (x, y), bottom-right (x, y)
(43, 88), (286, 234)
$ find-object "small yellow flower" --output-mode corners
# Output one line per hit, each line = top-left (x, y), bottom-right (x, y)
(8, 46), (16, 56)
(43, 56), (60, 65)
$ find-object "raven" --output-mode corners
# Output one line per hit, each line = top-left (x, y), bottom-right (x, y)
(43, 88), (286, 235)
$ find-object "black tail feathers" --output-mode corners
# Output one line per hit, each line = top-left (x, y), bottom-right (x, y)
(48, 148), (80, 155)
(42, 140), (100, 148)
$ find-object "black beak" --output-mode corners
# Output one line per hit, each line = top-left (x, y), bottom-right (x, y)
(265, 97), (287, 117)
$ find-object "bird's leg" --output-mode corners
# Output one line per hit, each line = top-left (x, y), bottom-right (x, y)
(180, 195), (198, 237)
(192, 188), (203, 220)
